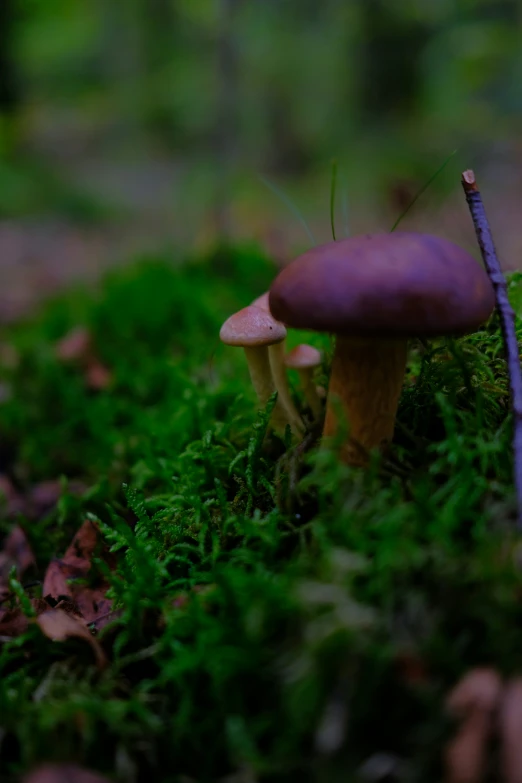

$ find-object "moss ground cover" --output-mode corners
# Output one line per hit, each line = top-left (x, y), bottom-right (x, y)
(0, 247), (522, 782)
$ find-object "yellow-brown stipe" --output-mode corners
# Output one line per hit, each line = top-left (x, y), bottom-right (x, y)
(323, 336), (408, 465)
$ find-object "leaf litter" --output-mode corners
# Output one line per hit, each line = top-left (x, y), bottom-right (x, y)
(0, 518), (116, 648)
(43, 519), (115, 625)
(22, 763), (111, 783)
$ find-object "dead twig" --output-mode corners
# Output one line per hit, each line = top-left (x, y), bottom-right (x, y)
(461, 169), (522, 529)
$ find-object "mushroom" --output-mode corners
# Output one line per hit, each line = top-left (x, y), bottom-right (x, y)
(250, 295), (304, 433)
(499, 678), (522, 783)
(220, 305), (301, 433)
(269, 232), (495, 465)
(444, 668), (502, 783)
(284, 344), (323, 419)
(251, 292), (271, 311)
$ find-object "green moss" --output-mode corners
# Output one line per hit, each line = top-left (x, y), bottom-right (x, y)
(0, 245), (521, 782)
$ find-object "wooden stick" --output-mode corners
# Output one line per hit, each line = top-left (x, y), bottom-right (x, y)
(461, 169), (522, 528)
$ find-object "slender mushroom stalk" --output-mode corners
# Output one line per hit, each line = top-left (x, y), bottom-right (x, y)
(251, 293), (304, 433)
(269, 232), (496, 466)
(242, 346), (284, 423)
(267, 341), (304, 433)
(220, 305), (297, 434)
(285, 344), (323, 420)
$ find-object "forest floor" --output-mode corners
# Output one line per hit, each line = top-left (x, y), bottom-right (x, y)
(0, 240), (522, 781)
(2, 119), (522, 781)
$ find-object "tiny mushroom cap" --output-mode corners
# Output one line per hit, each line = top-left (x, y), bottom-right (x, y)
(219, 305), (300, 433)
(251, 292), (271, 312)
(269, 232), (495, 463)
(220, 306), (286, 347)
(285, 344), (322, 370)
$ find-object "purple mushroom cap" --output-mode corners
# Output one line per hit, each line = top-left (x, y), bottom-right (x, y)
(269, 232), (495, 338)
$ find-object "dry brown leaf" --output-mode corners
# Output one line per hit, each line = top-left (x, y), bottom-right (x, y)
(36, 609), (107, 669)
(55, 327), (92, 363)
(55, 328), (112, 391)
(0, 606), (29, 637)
(43, 519), (114, 625)
(444, 668), (502, 783)
(0, 474), (26, 517)
(0, 474), (17, 504)
(22, 762), (110, 783)
(0, 598), (50, 638)
(1, 524), (36, 575)
(85, 361), (112, 390)
(395, 649), (428, 686)
(22, 479), (87, 521)
(499, 678), (522, 783)
(0, 524), (36, 601)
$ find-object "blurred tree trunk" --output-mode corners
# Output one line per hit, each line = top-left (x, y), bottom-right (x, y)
(358, 0), (429, 122)
(0, 0), (19, 115)
(99, 0), (144, 140)
(141, 0), (178, 138)
(214, 0), (242, 239)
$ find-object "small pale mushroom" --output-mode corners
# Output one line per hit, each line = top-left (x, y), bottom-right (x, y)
(444, 668), (502, 783)
(269, 232), (495, 465)
(220, 305), (301, 433)
(250, 295), (304, 433)
(251, 292), (271, 312)
(285, 344), (323, 419)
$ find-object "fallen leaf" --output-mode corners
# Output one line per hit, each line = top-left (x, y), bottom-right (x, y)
(22, 763), (111, 783)
(85, 360), (112, 390)
(29, 480), (66, 512)
(53, 598), (86, 621)
(395, 649), (428, 686)
(499, 678), (522, 783)
(0, 606), (29, 637)
(0, 474), (25, 517)
(55, 327), (92, 363)
(43, 519), (114, 624)
(55, 329), (112, 391)
(23, 479), (87, 521)
(0, 598), (50, 638)
(444, 668), (502, 783)
(36, 609), (107, 669)
(0, 524), (35, 578)
(0, 524), (36, 600)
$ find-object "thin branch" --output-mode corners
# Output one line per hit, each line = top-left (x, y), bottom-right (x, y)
(461, 169), (522, 528)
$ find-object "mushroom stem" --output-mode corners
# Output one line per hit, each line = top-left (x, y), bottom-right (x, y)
(268, 343), (304, 433)
(243, 346), (290, 433)
(323, 336), (408, 464)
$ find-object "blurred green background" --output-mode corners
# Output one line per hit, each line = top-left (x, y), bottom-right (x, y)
(1, 0), (522, 318)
